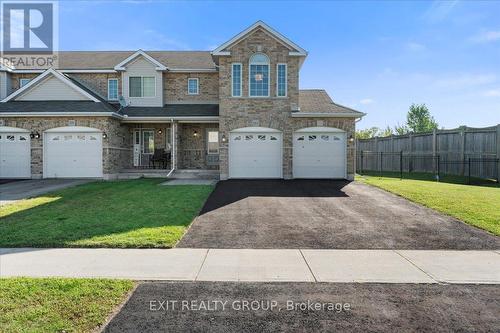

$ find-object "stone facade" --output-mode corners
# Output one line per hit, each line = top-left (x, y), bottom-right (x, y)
(0, 116), (131, 178)
(164, 72), (219, 103)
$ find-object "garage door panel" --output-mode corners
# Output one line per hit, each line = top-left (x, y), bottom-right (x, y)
(0, 132), (31, 178)
(293, 131), (346, 179)
(229, 131), (282, 179)
(44, 131), (102, 178)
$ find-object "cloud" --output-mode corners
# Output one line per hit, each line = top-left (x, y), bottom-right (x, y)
(405, 42), (427, 52)
(483, 89), (500, 97)
(470, 30), (500, 43)
(422, 0), (458, 23)
(434, 74), (497, 89)
(359, 98), (374, 105)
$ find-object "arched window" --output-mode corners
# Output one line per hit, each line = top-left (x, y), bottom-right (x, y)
(249, 53), (270, 97)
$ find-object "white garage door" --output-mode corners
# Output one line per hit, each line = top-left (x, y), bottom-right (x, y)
(229, 128), (282, 178)
(293, 128), (346, 179)
(44, 127), (103, 178)
(0, 127), (31, 178)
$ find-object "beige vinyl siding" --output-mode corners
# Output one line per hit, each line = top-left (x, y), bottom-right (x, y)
(17, 76), (90, 101)
(122, 57), (163, 107)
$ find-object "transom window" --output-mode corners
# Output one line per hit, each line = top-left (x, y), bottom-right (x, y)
(129, 76), (155, 98)
(249, 53), (269, 97)
(232, 63), (242, 97)
(108, 79), (119, 100)
(188, 78), (199, 95)
(20, 78), (31, 87)
(276, 63), (287, 97)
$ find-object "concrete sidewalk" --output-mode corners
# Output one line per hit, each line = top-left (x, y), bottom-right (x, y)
(0, 248), (499, 284)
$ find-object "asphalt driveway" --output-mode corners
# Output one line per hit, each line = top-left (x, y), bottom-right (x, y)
(104, 281), (500, 333)
(177, 180), (500, 249)
(0, 179), (92, 206)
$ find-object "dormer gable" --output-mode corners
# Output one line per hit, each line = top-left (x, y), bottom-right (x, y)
(212, 21), (307, 57)
(2, 68), (100, 102)
(114, 50), (167, 71)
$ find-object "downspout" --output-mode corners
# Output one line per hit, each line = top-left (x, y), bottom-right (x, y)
(166, 118), (176, 177)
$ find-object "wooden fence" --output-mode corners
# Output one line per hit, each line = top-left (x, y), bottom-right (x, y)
(356, 124), (500, 180)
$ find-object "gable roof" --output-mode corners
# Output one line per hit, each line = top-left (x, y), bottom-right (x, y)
(114, 50), (167, 71)
(1, 51), (217, 71)
(212, 21), (307, 56)
(1, 68), (101, 102)
(297, 90), (365, 118)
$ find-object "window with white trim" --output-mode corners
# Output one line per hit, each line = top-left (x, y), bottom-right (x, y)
(187, 78), (199, 95)
(207, 129), (219, 154)
(19, 78), (31, 87)
(276, 63), (287, 97)
(129, 76), (155, 97)
(232, 63), (242, 97)
(107, 78), (118, 100)
(249, 53), (269, 97)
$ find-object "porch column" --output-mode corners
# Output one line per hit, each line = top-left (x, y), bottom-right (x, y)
(172, 121), (178, 170)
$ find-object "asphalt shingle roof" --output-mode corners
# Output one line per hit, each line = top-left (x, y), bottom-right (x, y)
(0, 101), (116, 113)
(121, 104), (219, 118)
(44, 51), (216, 70)
(298, 89), (363, 115)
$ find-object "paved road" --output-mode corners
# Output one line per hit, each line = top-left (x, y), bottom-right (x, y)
(177, 180), (500, 249)
(0, 179), (92, 205)
(104, 281), (500, 332)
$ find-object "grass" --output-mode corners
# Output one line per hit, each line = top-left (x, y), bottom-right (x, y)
(358, 174), (500, 235)
(0, 179), (213, 248)
(0, 277), (134, 333)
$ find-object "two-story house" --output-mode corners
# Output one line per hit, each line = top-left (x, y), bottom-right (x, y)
(0, 21), (364, 180)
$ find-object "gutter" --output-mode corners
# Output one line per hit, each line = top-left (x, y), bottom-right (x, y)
(291, 112), (366, 118)
(120, 116), (219, 123)
(0, 112), (123, 119)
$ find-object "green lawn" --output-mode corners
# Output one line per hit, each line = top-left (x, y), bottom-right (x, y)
(358, 174), (500, 235)
(0, 179), (213, 248)
(0, 278), (134, 333)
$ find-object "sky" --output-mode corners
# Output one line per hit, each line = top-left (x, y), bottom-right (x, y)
(57, 0), (500, 130)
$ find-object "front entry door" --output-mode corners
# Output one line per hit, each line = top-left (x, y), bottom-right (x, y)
(133, 129), (155, 167)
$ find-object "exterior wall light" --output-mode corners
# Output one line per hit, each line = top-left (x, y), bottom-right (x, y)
(349, 135), (354, 143)
(221, 134), (227, 142)
(193, 130), (198, 137)
(102, 132), (108, 139)
(30, 132), (40, 139)
(158, 129), (162, 135)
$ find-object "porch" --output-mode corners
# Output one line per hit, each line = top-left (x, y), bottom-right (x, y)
(121, 122), (220, 173)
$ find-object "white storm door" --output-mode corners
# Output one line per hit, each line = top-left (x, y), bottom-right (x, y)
(0, 133), (31, 178)
(44, 132), (103, 178)
(229, 132), (282, 178)
(293, 132), (346, 178)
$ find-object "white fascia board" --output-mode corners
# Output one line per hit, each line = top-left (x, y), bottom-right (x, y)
(1, 68), (101, 102)
(0, 126), (30, 133)
(120, 116), (219, 123)
(291, 112), (366, 118)
(0, 112), (122, 119)
(212, 21), (307, 56)
(114, 50), (167, 71)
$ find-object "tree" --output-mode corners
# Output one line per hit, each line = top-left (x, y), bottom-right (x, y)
(394, 123), (409, 135)
(380, 126), (393, 137)
(406, 103), (438, 133)
(356, 127), (380, 139)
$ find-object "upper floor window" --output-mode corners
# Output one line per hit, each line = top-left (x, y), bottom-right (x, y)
(249, 53), (269, 97)
(19, 78), (31, 88)
(187, 78), (199, 95)
(232, 63), (242, 97)
(276, 63), (287, 97)
(107, 78), (118, 100)
(129, 76), (155, 98)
